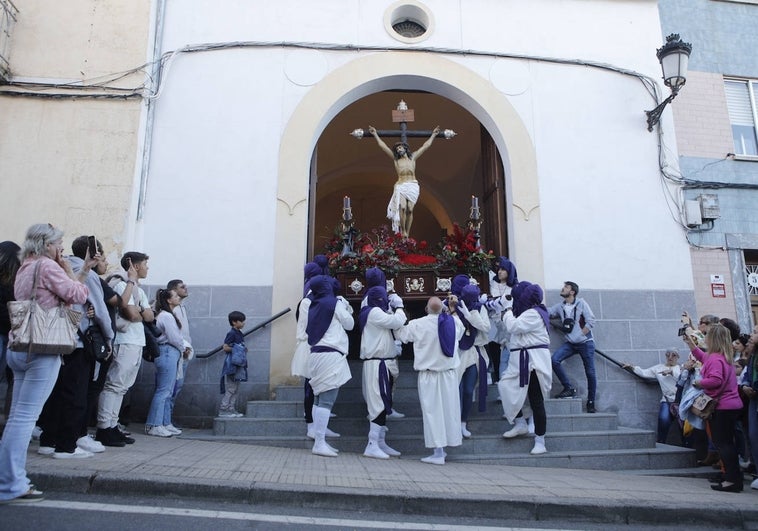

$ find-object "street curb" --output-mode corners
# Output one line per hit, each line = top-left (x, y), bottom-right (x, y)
(30, 470), (758, 529)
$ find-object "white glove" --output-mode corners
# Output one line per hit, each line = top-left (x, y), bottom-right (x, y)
(501, 294), (514, 311)
(485, 297), (504, 313)
(479, 294), (488, 304)
(393, 339), (402, 357)
(388, 293), (404, 309)
(337, 295), (353, 314)
(457, 299), (471, 318)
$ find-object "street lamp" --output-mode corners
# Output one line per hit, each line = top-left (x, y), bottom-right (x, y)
(645, 34), (692, 132)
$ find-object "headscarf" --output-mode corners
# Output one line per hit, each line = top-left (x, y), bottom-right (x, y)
(365, 266), (386, 289)
(359, 286), (388, 331)
(492, 256), (518, 287)
(303, 262), (321, 297)
(451, 274), (470, 297)
(458, 284), (482, 351)
(306, 275), (337, 346)
(511, 281), (549, 329)
(313, 254), (329, 275)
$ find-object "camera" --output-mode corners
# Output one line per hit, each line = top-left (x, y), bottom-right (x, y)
(677, 325), (689, 337)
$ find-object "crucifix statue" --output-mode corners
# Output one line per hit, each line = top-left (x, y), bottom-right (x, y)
(351, 100), (456, 238)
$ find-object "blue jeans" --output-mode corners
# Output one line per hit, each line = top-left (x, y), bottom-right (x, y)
(657, 401), (673, 443)
(551, 340), (596, 402)
(169, 358), (189, 422)
(459, 364), (477, 422)
(146, 344), (180, 427)
(0, 351), (61, 501)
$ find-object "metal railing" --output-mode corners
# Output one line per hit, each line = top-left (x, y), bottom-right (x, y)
(596, 347), (656, 384)
(195, 307), (291, 359)
(0, 0), (18, 81)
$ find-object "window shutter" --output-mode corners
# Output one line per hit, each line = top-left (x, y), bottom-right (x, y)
(724, 80), (755, 126)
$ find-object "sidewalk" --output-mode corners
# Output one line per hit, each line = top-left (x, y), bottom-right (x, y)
(26, 426), (758, 529)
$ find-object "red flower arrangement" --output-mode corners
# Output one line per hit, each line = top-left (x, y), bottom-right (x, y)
(323, 223), (493, 277)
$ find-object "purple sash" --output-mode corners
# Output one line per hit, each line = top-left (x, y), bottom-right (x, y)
(511, 344), (549, 387)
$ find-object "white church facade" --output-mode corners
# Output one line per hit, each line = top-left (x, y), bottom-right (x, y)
(1, 1), (705, 428)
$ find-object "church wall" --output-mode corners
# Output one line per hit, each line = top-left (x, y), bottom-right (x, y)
(124, 0), (700, 429)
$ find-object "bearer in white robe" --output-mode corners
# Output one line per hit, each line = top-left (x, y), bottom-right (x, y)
(497, 281), (552, 455)
(359, 286), (406, 459)
(306, 275), (354, 457)
(396, 296), (464, 465)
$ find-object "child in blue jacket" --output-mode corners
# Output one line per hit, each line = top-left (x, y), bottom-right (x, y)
(219, 311), (247, 417)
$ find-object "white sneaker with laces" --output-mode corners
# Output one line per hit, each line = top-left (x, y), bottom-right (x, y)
(147, 425), (173, 437)
(53, 447), (94, 459)
(76, 435), (105, 453)
(164, 424), (182, 435)
(37, 446), (55, 456)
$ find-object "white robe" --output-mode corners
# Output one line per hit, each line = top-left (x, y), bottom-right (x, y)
(455, 306), (491, 382)
(497, 309), (552, 423)
(360, 307), (406, 420)
(386, 180), (419, 233)
(396, 312), (464, 448)
(307, 299), (354, 396)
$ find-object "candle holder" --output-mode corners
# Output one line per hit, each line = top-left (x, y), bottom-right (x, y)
(468, 195), (482, 249)
(341, 196), (356, 257)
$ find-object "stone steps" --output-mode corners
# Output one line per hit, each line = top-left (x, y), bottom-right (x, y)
(203, 360), (696, 471)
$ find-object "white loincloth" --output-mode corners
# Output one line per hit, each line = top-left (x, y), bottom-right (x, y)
(308, 350), (352, 395)
(418, 369), (463, 449)
(362, 358), (400, 420)
(386, 181), (419, 233)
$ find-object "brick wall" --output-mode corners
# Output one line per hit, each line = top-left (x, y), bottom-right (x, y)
(672, 71), (734, 159)
(689, 247), (738, 320)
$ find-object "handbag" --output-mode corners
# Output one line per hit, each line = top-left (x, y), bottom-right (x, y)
(81, 325), (109, 361)
(7, 261), (82, 355)
(142, 320), (161, 362)
(690, 392), (717, 420)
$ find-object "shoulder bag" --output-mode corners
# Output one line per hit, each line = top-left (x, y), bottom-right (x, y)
(690, 366), (729, 420)
(7, 260), (82, 355)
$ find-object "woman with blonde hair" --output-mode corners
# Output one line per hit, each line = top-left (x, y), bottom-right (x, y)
(683, 323), (743, 492)
(0, 224), (92, 503)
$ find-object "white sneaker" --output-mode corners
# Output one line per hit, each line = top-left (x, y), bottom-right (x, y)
(325, 427), (340, 438)
(147, 425), (172, 437)
(387, 409), (406, 419)
(461, 422), (471, 438)
(232, 412), (244, 418)
(31, 426), (43, 440)
(312, 440), (338, 457)
(751, 478), (758, 490)
(76, 435), (105, 453)
(164, 424), (182, 435)
(218, 410), (235, 418)
(503, 420), (529, 439)
(420, 455), (445, 465)
(53, 447), (94, 459)
(530, 435), (547, 455)
(37, 446), (55, 456)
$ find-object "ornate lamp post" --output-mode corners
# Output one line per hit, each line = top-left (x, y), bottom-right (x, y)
(645, 34), (692, 132)
(468, 195), (482, 249)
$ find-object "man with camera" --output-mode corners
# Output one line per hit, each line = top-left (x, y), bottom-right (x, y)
(548, 281), (597, 413)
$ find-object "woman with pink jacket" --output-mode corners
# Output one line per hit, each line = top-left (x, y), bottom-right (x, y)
(684, 323), (743, 492)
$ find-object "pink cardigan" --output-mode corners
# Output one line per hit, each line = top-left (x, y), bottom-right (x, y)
(690, 347), (742, 410)
(14, 256), (88, 310)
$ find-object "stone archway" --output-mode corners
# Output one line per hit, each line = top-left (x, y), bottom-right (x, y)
(270, 52), (542, 388)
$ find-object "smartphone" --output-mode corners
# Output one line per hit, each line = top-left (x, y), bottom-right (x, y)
(87, 235), (97, 258)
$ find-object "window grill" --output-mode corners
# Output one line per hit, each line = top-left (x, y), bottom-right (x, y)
(0, 0), (18, 82)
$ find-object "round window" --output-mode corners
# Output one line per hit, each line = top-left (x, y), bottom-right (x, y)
(384, 2), (434, 44)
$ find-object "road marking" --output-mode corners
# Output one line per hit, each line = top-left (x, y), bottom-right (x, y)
(33, 500), (550, 530)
